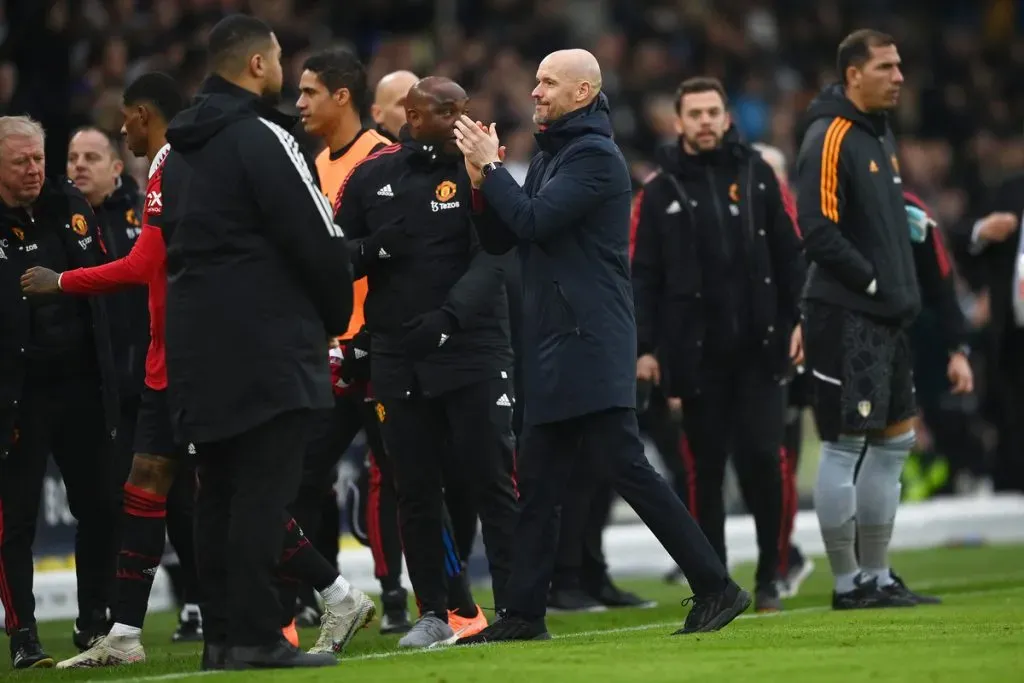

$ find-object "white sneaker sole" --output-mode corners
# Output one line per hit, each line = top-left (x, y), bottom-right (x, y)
(779, 558), (816, 599)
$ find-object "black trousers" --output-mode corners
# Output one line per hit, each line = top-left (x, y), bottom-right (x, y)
(993, 339), (1024, 493)
(166, 456), (201, 606)
(106, 392), (140, 605)
(682, 358), (786, 587)
(0, 374), (118, 635)
(284, 390), (404, 615)
(553, 473), (612, 593)
(506, 408), (729, 620)
(378, 375), (518, 617)
(639, 386), (691, 505)
(193, 409), (309, 647)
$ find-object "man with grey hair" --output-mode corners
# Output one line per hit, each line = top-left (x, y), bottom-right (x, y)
(0, 115), (120, 668)
(453, 49), (749, 643)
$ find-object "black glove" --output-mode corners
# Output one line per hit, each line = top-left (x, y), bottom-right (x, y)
(363, 218), (413, 261)
(400, 310), (455, 358)
(340, 326), (372, 383)
(636, 378), (654, 415)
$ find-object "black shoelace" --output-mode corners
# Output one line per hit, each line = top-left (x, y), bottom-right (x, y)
(680, 594), (715, 628)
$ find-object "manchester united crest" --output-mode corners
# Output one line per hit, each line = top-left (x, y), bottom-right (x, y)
(891, 154), (900, 174)
(376, 402), (386, 423)
(728, 183), (740, 203)
(71, 213), (88, 236)
(435, 180), (457, 203)
(11, 227), (24, 241)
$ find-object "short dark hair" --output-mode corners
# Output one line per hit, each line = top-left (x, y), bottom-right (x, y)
(837, 29), (896, 84)
(207, 14), (274, 76)
(123, 72), (185, 122)
(674, 77), (728, 114)
(302, 47), (368, 113)
(69, 126), (121, 159)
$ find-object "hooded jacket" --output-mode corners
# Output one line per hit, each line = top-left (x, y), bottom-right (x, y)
(795, 84), (920, 324)
(472, 93), (636, 426)
(161, 75), (353, 443)
(630, 131), (805, 399)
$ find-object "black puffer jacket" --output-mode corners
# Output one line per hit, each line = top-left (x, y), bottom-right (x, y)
(631, 132), (805, 398)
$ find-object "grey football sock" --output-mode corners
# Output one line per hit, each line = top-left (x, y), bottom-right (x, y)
(856, 430), (915, 587)
(814, 434), (866, 590)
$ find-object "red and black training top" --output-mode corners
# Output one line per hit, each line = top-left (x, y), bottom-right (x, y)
(60, 144), (171, 390)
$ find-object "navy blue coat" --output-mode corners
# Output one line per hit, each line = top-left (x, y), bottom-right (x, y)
(473, 94), (636, 426)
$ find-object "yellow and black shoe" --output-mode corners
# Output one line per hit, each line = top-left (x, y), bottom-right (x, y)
(10, 627), (55, 669)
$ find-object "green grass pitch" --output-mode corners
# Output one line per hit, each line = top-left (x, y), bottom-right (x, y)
(4, 543), (1023, 682)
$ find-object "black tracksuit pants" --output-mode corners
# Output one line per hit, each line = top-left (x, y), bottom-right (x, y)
(193, 409), (309, 647)
(682, 355), (786, 588)
(284, 391), (404, 607)
(506, 408), (729, 620)
(0, 373), (118, 635)
(377, 375), (518, 618)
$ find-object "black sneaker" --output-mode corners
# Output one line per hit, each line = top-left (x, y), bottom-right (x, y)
(885, 572), (942, 605)
(588, 579), (657, 609)
(547, 587), (607, 613)
(673, 582), (752, 635)
(832, 575), (916, 610)
(10, 627), (54, 669)
(224, 638), (337, 669)
(754, 582), (782, 613)
(72, 610), (111, 651)
(172, 605), (204, 643)
(380, 588), (412, 635)
(202, 642), (227, 671)
(455, 615), (551, 645)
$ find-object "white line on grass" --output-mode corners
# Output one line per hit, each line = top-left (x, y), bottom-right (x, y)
(91, 574), (1024, 682)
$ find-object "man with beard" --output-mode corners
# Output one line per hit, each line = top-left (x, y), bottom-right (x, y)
(796, 29), (972, 609)
(160, 15), (352, 669)
(630, 76), (805, 613)
(334, 76), (518, 649)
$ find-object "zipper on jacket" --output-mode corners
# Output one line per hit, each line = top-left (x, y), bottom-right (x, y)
(744, 160), (772, 346)
(553, 281), (580, 335)
(705, 166), (739, 340)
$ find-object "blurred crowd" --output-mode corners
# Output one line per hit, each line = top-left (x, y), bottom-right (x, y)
(2, 0), (1022, 496)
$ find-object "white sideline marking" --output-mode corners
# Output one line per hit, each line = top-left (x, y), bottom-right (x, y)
(90, 575), (1024, 682)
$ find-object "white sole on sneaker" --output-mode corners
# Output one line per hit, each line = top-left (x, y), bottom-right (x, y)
(780, 558), (816, 599)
